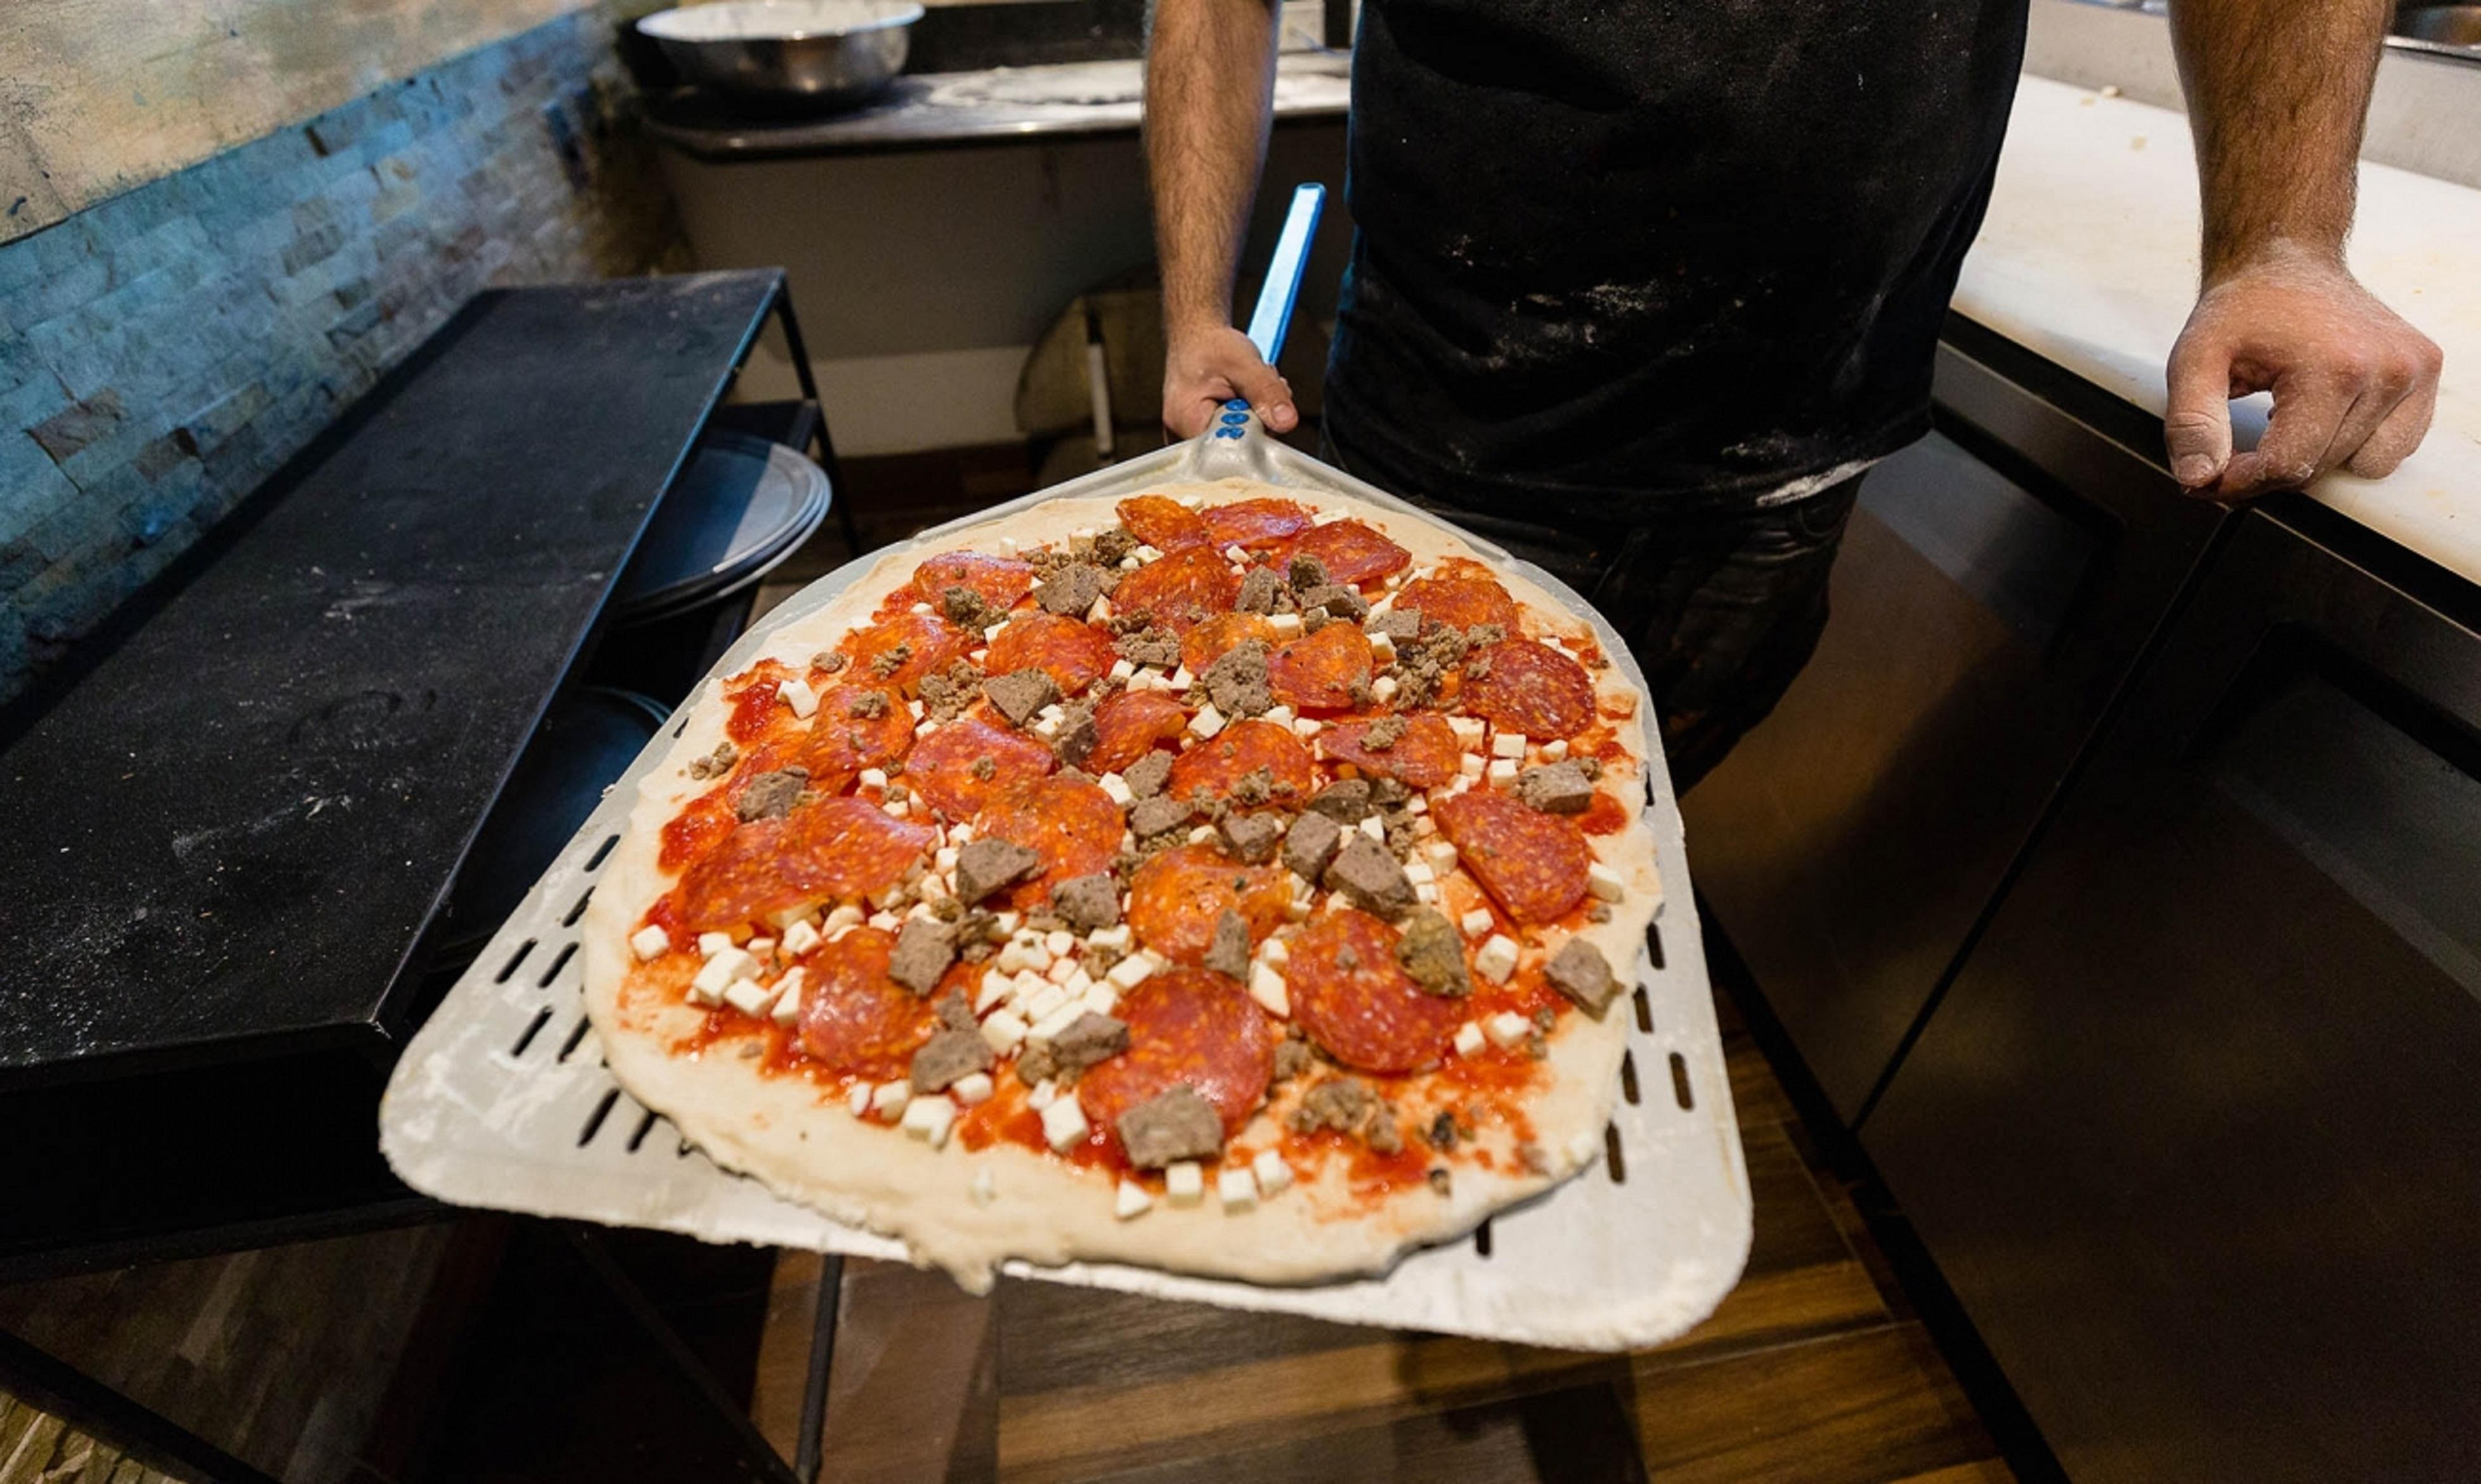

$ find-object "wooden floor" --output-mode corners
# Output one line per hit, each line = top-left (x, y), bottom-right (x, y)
(746, 975), (2017, 1484)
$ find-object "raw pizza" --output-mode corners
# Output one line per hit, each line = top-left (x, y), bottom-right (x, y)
(583, 479), (1665, 1290)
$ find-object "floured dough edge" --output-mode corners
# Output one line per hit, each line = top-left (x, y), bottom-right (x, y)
(582, 479), (1667, 1292)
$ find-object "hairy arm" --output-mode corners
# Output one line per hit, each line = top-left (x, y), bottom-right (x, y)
(2163, 0), (2440, 497)
(1147, 0), (1298, 437)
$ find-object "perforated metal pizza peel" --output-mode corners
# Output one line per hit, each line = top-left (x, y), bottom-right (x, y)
(380, 421), (1753, 1352)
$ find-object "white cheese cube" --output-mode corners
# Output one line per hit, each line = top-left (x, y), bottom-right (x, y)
(1454, 1020), (1488, 1057)
(951, 1072), (994, 1105)
(825, 904), (866, 933)
(1115, 1180), (1154, 1220)
(1404, 859), (1436, 886)
(847, 1083), (873, 1116)
(1358, 816), (1386, 842)
(771, 968), (806, 1025)
(1217, 1167), (1258, 1213)
(1607, 690), (1638, 716)
(1107, 951), (1159, 990)
(859, 767), (889, 790)
(1371, 675), (1400, 703)
(1406, 795), (1428, 814)
(1292, 717), (1322, 738)
(1088, 924), (1133, 952)
(976, 970), (1013, 1013)
(1029, 1003), (1087, 1045)
(1189, 703), (1227, 739)
(1044, 954), (1081, 986)
(1449, 717), (1487, 745)
(1165, 1161), (1205, 1206)
(778, 678), (819, 719)
(1260, 936), (1289, 967)
(1222, 544), (1247, 563)
(1012, 968), (1049, 999)
(1135, 543), (1164, 562)
(1062, 967), (1097, 998)
(1079, 982), (1118, 1017)
(984, 623), (1006, 644)
(901, 1095), (956, 1148)
(1459, 753), (1486, 779)
(630, 925), (672, 961)
(883, 797), (911, 819)
(1169, 665), (1195, 690)
(1267, 612), (1303, 638)
(746, 936), (776, 956)
(1414, 815), (1437, 837)
(980, 1010), (1028, 1053)
(1187, 823), (1217, 844)
(1248, 963), (1290, 1019)
(1587, 861), (1626, 902)
(989, 908), (1013, 930)
(1414, 882), (1440, 904)
(1542, 739), (1570, 762)
(1035, 701), (1066, 727)
(1044, 929), (1076, 958)
(1369, 633), (1396, 663)
(1475, 934), (1521, 984)
(1109, 658), (1136, 682)
(868, 909), (902, 932)
(1487, 758), (1519, 784)
(1088, 596), (1113, 623)
(1120, 554), (1142, 571)
(723, 978), (774, 1017)
(1431, 843), (1462, 875)
(1100, 771), (1135, 806)
(1024, 984), (1069, 1022)
(1028, 1078), (1058, 1110)
(870, 1080), (911, 1119)
(1460, 908), (1495, 937)
(1040, 1095), (1090, 1152)
(689, 947), (755, 1003)
(698, 931), (736, 958)
(909, 601), (932, 616)
(1486, 1011), (1533, 1050)
(779, 918), (822, 956)
(1251, 1149), (1294, 1196)
(908, 699), (926, 721)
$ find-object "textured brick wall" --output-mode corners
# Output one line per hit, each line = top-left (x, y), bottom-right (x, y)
(0, 9), (686, 701)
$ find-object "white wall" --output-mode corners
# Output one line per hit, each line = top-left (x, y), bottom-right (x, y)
(663, 122), (1352, 455)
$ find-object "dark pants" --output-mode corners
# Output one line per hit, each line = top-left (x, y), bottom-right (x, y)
(1322, 432), (1859, 793)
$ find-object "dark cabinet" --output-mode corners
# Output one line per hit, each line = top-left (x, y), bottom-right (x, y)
(1683, 324), (2224, 1117)
(1864, 502), (2481, 1482)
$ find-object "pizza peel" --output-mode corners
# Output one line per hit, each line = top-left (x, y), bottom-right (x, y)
(381, 192), (1752, 1353)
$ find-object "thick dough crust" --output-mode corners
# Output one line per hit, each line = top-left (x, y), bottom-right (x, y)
(583, 480), (1666, 1292)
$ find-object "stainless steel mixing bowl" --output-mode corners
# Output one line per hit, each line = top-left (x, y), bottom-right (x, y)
(638, 0), (925, 110)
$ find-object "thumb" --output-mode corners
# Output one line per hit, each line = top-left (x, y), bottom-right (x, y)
(2163, 330), (2234, 489)
(1231, 351), (1298, 434)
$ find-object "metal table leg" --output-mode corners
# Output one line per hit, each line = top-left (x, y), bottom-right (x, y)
(0, 1326), (282, 1484)
(771, 294), (864, 558)
(793, 1254), (843, 1483)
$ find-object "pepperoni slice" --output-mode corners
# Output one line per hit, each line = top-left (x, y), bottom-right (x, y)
(1280, 518), (1411, 588)
(675, 797), (935, 930)
(1396, 563), (1522, 635)
(1435, 790), (1592, 925)
(984, 611), (1115, 695)
(1164, 719), (1315, 803)
(838, 613), (972, 697)
(1464, 640), (1596, 738)
(1086, 689), (1188, 776)
(1116, 493), (1213, 551)
(905, 717), (1056, 820)
(1112, 545), (1239, 632)
(795, 927), (939, 1079)
(1577, 790), (1630, 836)
(1286, 909), (1464, 1073)
(1077, 968), (1276, 1141)
(1180, 611), (1279, 673)
(795, 684), (915, 791)
(1199, 497), (1312, 552)
(1266, 622), (1374, 712)
(970, 774), (1121, 911)
(1317, 713), (1464, 789)
(1126, 843), (1293, 965)
(724, 659), (798, 745)
(913, 551), (1036, 611)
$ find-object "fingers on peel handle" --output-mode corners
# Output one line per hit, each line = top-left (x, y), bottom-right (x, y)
(2163, 339), (2236, 488)
(1237, 358), (1298, 433)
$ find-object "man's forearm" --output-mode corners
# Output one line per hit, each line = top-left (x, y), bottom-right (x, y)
(1147, 0), (1283, 335)
(2170, 0), (2390, 282)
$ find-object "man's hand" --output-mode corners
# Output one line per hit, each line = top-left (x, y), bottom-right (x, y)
(2165, 245), (2442, 499)
(1163, 323), (1298, 439)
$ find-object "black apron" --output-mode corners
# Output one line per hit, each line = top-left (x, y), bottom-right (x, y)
(1322, 0), (2029, 515)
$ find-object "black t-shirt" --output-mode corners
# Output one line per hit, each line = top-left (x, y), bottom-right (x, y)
(1322, 0), (2029, 514)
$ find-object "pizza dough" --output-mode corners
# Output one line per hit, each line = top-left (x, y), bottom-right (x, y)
(582, 479), (1665, 1292)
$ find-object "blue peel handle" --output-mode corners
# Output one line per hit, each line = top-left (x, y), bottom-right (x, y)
(1220, 181), (1326, 438)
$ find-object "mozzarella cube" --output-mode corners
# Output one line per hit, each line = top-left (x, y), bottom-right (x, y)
(825, 904), (866, 932)
(868, 909), (902, 932)
(771, 968), (806, 1025)
(951, 1072), (994, 1105)
(1025, 984), (1069, 1022)
(1293, 717), (1322, 738)
(975, 970), (1013, 1013)
(698, 931), (737, 958)
(1459, 908), (1495, 937)
(1115, 1180), (1154, 1220)
(1449, 716), (1487, 745)
(778, 678), (819, 718)
(1135, 543), (1164, 562)
(1252, 1149), (1294, 1196)
(724, 978), (774, 1017)
(1454, 1020), (1488, 1057)
(847, 1083), (873, 1116)
(1260, 937), (1289, 967)
(1029, 1003), (1087, 1045)
(1165, 1161), (1206, 1206)
(1371, 675), (1400, 703)
(1109, 658), (1136, 682)
(780, 918), (823, 956)
(984, 623), (1006, 644)
(1100, 771), (1135, 805)
(1088, 596), (1113, 623)
(1079, 983), (1118, 1017)
(909, 601), (932, 615)
(1261, 705), (1296, 728)
(1459, 753), (1487, 779)
(1190, 703), (1227, 739)
(1248, 963), (1290, 1019)
(901, 1095), (955, 1148)
(1044, 954), (1080, 986)
(1587, 861), (1626, 902)
(1404, 859), (1436, 886)
(1542, 739), (1570, 762)
(1475, 934), (1521, 984)
(1107, 951), (1159, 990)
(870, 1080), (911, 1119)
(689, 947), (756, 1003)
(980, 1010), (1028, 1053)
(1487, 758), (1519, 784)
(859, 767), (889, 790)
(1028, 1078), (1059, 1110)
(630, 925), (672, 961)
(1040, 1095), (1090, 1152)
(1485, 1010), (1533, 1050)
(1369, 633), (1396, 663)
(1044, 929), (1076, 958)
(1267, 612), (1303, 638)
(908, 699), (926, 721)
(1217, 1167), (1258, 1213)
(1169, 665), (1195, 690)
(1414, 882), (1440, 904)
(1185, 824), (1216, 845)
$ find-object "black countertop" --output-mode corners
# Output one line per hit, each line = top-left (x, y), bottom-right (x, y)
(0, 271), (783, 1086)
